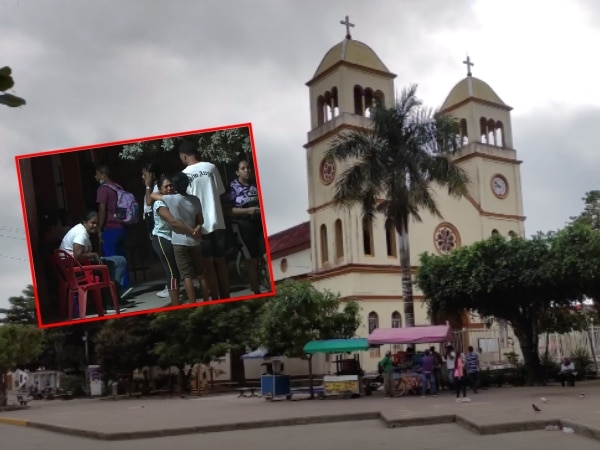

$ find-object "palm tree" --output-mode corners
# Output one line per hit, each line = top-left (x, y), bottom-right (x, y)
(325, 85), (469, 327)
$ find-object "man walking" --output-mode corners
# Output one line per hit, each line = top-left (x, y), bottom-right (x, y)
(420, 349), (437, 397)
(466, 346), (480, 394)
(178, 141), (230, 300)
(379, 351), (394, 398)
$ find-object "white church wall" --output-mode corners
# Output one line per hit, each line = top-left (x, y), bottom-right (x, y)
(243, 354), (327, 379)
(271, 248), (312, 282)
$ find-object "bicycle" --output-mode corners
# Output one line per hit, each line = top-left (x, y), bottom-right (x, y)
(227, 222), (271, 292)
(393, 370), (422, 396)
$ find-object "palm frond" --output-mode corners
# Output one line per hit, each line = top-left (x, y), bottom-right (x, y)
(325, 129), (382, 162)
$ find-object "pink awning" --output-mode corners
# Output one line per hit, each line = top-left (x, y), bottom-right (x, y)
(368, 325), (452, 345)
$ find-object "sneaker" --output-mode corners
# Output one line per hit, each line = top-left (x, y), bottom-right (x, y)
(462, 397), (471, 402)
(156, 287), (169, 298)
(120, 287), (134, 300)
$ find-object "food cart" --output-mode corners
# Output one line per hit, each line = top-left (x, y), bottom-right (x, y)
(240, 348), (291, 400)
(303, 338), (370, 399)
(368, 325), (453, 396)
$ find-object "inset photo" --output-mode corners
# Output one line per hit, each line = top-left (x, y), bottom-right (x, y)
(15, 123), (275, 328)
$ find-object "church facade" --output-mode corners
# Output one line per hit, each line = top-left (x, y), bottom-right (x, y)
(267, 23), (524, 371)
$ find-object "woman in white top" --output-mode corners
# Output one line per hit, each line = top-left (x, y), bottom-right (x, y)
(59, 211), (130, 303)
(143, 162), (171, 300)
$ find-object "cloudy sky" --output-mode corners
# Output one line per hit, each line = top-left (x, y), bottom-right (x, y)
(1, 0), (599, 310)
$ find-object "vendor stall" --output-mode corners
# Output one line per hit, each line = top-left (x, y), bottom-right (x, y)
(368, 325), (452, 396)
(303, 338), (370, 399)
(241, 349), (291, 400)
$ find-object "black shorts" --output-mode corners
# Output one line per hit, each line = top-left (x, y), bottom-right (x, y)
(234, 219), (265, 259)
(200, 229), (227, 259)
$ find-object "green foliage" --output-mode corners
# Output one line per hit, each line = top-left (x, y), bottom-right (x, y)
(0, 285), (36, 325)
(570, 347), (593, 376)
(0, 66), (26, 107)
(570, 190), (600, 230)
(118, 127), (251, 164)
(325, 85), (469, 327)
(0, 325), (44, 406)
(93, 316), (159, 379)
(252, 280), (361, 358)
(416, 227), (600, 383)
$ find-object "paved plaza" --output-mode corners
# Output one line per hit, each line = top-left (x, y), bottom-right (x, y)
(1, 381), (600, 443)
(2, 420), (598, 450)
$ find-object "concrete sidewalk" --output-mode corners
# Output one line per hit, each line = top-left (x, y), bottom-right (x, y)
(2, 382), (600, 441)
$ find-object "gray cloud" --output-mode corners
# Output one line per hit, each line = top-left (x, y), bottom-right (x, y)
(0, 0), (591, 311)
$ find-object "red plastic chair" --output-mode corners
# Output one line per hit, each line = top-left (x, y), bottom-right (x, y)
(53, 249), (120, 320)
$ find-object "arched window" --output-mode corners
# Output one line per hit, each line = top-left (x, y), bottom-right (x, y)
(385, 219), (397, 257)
(479, 117), (488, 144)
(353, 85), (363, 115)
(368, 311), (379, 334)
(331, 87), (339, 118)
(363, 217), (374, 256)
(491, 229), (500, 236)
(317, 96), (325, 126)
(487, 119), (496, 145)
(374, 90), (385, 108)
(391, 311), (402, 328)
(364, 88), (374, 117)
(496, 121), (504, 147)
(320, 224), (328, 264)
(508, 230), (517, 238)
(334, 219), (343, 260)
(459, 118), (469, 145)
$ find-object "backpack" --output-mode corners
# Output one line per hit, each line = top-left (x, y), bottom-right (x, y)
(104, 183), (140, 225)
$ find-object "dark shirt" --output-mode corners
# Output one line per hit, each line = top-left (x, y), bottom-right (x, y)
(421, 355), (434, 373)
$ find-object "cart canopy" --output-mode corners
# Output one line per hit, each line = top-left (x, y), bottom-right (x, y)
(241, 348), (269, 359)
(368, 325), (452, 345)
(303, 338), (370, 354)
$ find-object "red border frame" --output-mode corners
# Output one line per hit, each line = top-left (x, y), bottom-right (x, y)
(14, 122), (276, 329)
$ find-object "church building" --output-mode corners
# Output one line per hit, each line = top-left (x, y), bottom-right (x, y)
(267, 18), (525, 371)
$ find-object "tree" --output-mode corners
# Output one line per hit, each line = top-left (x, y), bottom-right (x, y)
(416, 232), (588, 384)
(0, 285), (36, 325)
(118, 127), (252, 164)
(570, 191), (600, 230)
(253, 280), (361, 398)
(325, 85), (469, 327)
(94, 316), (159, 389)
(0, 66), (26, 107)
(0, 325), (44, 406)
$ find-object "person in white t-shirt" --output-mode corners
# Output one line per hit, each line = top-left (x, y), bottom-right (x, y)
(444, 344), (457, 388)
(59, 211), (131, 307)
(178, 141), (230, 300)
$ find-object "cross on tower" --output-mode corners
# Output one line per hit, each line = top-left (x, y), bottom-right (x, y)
(340, 15), (355, 40)
(463, 55), (474, 77)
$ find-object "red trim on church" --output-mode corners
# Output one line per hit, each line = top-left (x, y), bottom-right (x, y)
(268, 222), (310, 258)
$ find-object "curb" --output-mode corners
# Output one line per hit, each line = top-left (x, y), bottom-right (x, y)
(12, 412), (381, 441)
(2, 412), (600, 442)
(0, 417), (28, 427)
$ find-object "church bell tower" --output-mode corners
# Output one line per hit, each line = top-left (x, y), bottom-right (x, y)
(303, 17), (396, 272)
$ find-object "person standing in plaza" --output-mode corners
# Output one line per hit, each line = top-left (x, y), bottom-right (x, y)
(379, 350), (394, 398)
(430, 346), (443, 392)
(445, 344), (456, 388)
(420, 349), (437, 397)
(454, 351), (470, 402)
(465, 346), (480, 394)
(178, 141), (230, 300)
